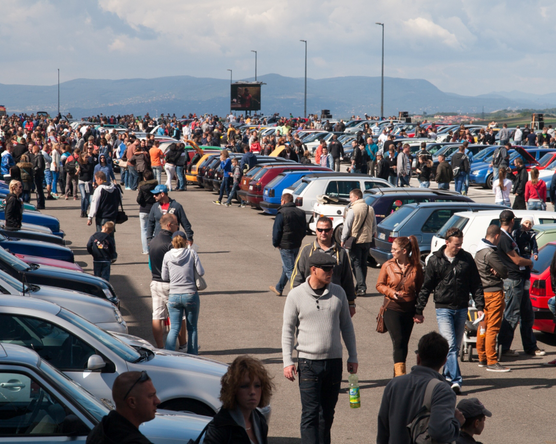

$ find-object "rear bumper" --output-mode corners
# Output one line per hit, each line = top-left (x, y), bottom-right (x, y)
(245, 193), (263, 207)
(369, 247), (392, 265)
(260, 200), (281, 214)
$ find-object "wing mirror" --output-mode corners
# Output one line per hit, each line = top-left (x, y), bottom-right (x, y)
(87, 355), (106, 370)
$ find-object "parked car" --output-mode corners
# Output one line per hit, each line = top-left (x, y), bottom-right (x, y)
(0, 226), (66, 245)
(239, 164), (332, 208)
(311, 188), (473, 245)
(237, 161), (298, 201)
(0, 301), (228, 415)
(0, 246), (119, 306)
(260, 170), (336, 215)
(291, 173), (392, 223)
(0, 206), (64, 238)
(430, 210), (556, 256)
(529, 242), (556, 334)
(0, 343), (210, 443)
(0, 234), (74, 262)
(15, 253), (83, 272)
(370, 202), (502, 265)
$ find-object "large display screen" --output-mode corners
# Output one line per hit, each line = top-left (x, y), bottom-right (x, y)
(231, 83), (261, 111)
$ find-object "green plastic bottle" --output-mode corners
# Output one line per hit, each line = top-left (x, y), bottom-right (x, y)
(348, 373), (360, 408)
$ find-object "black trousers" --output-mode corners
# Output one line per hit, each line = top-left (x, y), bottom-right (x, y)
(383, 308), (415, 363)
(512, 194), (526, 210)
(34, 174), (45, 208)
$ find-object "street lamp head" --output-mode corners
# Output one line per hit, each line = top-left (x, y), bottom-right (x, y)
(251, 50), (257, 53)
(300, 39), (306, 43)
(376, 22), (383, 26)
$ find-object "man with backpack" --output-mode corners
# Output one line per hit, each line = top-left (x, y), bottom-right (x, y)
(490, 142), (510, 183)
(377, 331), (464, 444)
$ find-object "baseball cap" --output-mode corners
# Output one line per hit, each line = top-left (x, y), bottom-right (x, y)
(457, 398), (492, 419)
(172, 231), (186, 239)
(499, 209), (515, 222)
(151, 184), (168, 194)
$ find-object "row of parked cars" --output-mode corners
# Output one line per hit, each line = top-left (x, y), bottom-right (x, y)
(0, 179), (241, 442)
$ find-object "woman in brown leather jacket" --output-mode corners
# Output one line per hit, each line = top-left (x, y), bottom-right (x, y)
(376, 235), (423, 377)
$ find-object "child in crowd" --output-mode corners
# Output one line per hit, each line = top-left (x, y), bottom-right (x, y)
(456, 398), (492, 444)
(86, 221), (116, 281)
(512, 216), (538, 280)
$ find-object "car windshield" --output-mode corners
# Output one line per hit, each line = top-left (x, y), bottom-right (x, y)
(39, 358), (109, 421)
(379, 206), (416, 230)
(436, 215), (469, 239)
(267, 174), (286, 189)
(0, 268), (24, 292)
(363, 194), (379, 206)
(474, 148), (494, 161)
(425, 144), (444, 155)
(58, 309), (141, 362)
(302, 133), (324, 143)
(531, 244), (556, 274)
(538, 153), (555, 168)
(0, 246), (30, 271)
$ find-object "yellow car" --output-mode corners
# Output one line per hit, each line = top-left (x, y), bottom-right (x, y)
(186, 148), (223, 184)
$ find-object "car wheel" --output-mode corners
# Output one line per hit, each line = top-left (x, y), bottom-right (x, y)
(485, 174), (493, 189)
(334, 225), (343, 245)
(158, 398), (216, 417)
(460, 343), (465, 362)
(420, 251), (429, 268)
(466, 343), (473, 362)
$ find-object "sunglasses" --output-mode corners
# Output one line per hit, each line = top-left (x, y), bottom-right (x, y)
(316, 228), (332, 233)
(317, 266), (334, 272)
(124, 371), (150, 400)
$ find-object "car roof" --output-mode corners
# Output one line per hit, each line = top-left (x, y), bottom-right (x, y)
(366, 187), (462, 197)
(401, 202), (502, 209)
(0, 343), (41, 366)
(303, 172), (376, 181)
(0, 295), (62, 315)
(533, 223), (556, 232)
(449, 210), (556, 218)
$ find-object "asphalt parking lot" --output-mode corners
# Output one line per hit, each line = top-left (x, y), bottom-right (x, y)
(43, 179), (556, 444)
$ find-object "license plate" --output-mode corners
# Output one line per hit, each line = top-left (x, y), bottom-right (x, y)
(379, 233), (386, 240)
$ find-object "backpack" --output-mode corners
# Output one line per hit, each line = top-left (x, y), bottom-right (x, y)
(65, 157), (78, 175)
(407, 379), (454, 444)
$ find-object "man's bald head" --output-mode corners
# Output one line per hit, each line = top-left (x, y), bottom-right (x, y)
(160, 214), (178, 232)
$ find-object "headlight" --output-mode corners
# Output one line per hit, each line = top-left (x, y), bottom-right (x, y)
(473, 171), (480, 176)
(113, 307), (124, 324)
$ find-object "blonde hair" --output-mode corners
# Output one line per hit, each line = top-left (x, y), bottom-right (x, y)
(9, 180), (21, 194)
(498, 168), (507, 191)
(171, 234), (188, 249)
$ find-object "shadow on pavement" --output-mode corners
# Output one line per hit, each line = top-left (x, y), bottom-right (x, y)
(202, 347), (282, 356)
(201, 290), (269, 296)
(268, 438), (301, 444)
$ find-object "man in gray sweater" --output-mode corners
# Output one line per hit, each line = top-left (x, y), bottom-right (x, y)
(282, 252), (358, 444)
(474, 224), (509, 372)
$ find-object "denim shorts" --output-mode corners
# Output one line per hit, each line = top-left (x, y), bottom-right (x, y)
(44, 170), (53, 185)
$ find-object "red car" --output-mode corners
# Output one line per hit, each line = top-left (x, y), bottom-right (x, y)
(15, 254), (84, 272)
(529, 241), (556, 334)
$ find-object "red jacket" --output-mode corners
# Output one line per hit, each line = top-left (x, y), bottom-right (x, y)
(525, 180), (547, 202)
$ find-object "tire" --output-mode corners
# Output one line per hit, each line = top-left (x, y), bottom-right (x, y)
(466, 343), (473, 362)
(498, 344), (503, 362)
(460, 343), (465, 362)
(334, 225), (343, 246)
(158, 398), (216, 417)
(420, 252), (429, 268)
(485, 173), (493, 189)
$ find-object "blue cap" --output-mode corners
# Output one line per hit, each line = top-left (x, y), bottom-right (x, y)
(151, 184), (169, 194)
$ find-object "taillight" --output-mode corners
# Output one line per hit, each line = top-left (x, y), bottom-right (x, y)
(295, 197), (303, 206)
(269, 189), (275, 197)
(387, 232), (399, 243)
(531, 280), (546, 297)
(254, 183), (262, 192)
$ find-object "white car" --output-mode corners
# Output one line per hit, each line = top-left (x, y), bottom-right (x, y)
(291, 173), (392, 223)
(0, 296), (227, 416)
(0, 343), (209, 444)
(0, 269), (127, 333)
(430, 210), (556, 257)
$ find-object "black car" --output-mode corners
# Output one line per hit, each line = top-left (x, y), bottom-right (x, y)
(0, 246), (119, 306)
(0, 226), (66, 246)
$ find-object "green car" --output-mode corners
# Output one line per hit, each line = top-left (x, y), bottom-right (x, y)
(534, 223), (556, 249)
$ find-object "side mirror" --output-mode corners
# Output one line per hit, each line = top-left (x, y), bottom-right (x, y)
(87, 355), (106, 370)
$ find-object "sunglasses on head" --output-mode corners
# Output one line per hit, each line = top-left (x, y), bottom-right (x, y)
(124, 371), (150, 400)
(316, 228), (332, 233)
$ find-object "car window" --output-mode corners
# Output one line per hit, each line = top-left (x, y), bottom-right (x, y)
(267, 174), (286, 189)
(0, 371), (88, 436)
(539, 218), (556, 224)
(364, 181), (388, 190)
(0, 314), (96, 371)
(436, 215), (470, 238)
(325, 181), (360, 199)
(389, 198), (422, 214)
(422, 209), (458, 233)
(293, 181), (309, 196)
(379, 206), (416, 230)
(532, 244), (556, 274)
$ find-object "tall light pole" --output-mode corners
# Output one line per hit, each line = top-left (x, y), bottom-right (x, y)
(227, 69), (232, 113)
(57, 68), (60, 116)
(251, 50), (257, 81)
(376, 22), (384, 120)
(300, 40), (307, 118)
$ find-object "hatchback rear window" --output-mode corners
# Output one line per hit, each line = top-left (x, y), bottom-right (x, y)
(436, 215), (469, 239)
(267, 174), (286, 189)
(246, 166), (263, 178)
(532, 244), (556, 274)
(422, 209), (458, 233)
(380, 206), (416, 230)
(293, 181), (310, 195)
(252, 168), (269, 181)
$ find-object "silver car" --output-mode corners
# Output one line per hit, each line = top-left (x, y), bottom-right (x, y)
(0, 343), (209, 443)
(0, 272), (127, 333)
(0, 299), (226, 416)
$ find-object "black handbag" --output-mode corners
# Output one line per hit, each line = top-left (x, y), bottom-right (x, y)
(115, 194), (128, 224)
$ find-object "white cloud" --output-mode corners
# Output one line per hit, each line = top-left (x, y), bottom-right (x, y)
(403, 17), (462, 49)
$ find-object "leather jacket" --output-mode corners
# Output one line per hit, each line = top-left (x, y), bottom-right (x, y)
(376, 259), (424, 313)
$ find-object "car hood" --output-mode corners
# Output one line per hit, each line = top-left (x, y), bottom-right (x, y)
(514, 146), (539, 165)
(32, 264), (110, 287)
(140, 410), (210, 443)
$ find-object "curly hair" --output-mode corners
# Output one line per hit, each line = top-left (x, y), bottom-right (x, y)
(220, 356), (274, 410)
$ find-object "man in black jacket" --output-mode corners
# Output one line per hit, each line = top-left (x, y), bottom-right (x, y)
(269, 193), (306, 296)
(328, 135), (344, 172)
(415, 227), (484, 395)
(87, 371), (158, 444)
(512, 158), (528, 210)
(31, 144), (45, 209)
(146, 184), (194, 243)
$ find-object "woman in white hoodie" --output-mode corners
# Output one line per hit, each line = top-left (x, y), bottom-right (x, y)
(161, 231), (205, 354)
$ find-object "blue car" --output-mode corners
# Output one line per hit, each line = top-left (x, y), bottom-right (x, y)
(0, 234), (74, 262)
(0, 207), (64, 238)
(0, 227), (66, 246)
(260, 170), (336, 215)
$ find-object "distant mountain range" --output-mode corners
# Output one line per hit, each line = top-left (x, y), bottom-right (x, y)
(1, 74), (556, 118)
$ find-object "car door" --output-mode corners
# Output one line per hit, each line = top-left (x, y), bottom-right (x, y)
(0, 314), (119, 404)
(0, 369), (90, 442)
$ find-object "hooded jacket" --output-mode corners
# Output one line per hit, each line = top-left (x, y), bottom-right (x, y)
(474, 239), (508, 292)
(416, 245), (484, 314)
(272, 202), (306, 249)
(88, 182), (121, 221)
(161, 247), (204, 294)
(86, 410), (152, 444)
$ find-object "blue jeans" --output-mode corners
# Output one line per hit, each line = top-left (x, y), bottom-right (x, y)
(176, 166), (186, 190)
(419, 180), (430, 188)
(527, 201), (544, 211)
(388, 176), (397, 186)
(298, 358), (342, 444)
(498, 278), (537, 353)
(398, 175), (410, 187)
(495, 200), (511, 207)
(218, 176), (231, 202)
(121, 168), (128, 186)
(276, 248), (299, 293)
(152, 166), (162, 185)
(436, 308), (468, 386)
(139, 212), (149, 254)
(93, 261), (111, 281)
(165, 292), (199, 354)
(226, 181), (241, 205)
(52, 171), (59, 194)
(454, 172), (468, 194)
(79, 182), (91, 213)
(438, 182), (449, 190)
(128, 166), (138, 190)
(492, 167), (499, 182)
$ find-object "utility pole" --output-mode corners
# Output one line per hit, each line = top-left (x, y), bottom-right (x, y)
(300, 40), (307, 118)
(376, 23), (384, 120)
(227, 69), (232, 113)
(251, 50), (257, 81)
(57, 69), (60, 116)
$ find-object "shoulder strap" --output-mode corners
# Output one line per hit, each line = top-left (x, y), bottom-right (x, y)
(423, 378), (442, 410)
(353, 206), (370, 240)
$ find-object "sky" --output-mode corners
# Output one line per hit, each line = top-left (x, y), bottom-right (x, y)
(1, 0), (555, 96)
